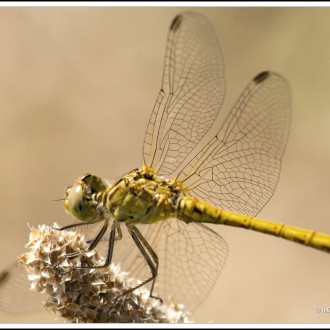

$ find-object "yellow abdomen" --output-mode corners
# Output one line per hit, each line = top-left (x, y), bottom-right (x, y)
(178, 196), (330, 253)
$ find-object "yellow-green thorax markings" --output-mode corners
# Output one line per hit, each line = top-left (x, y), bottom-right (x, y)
(105, 167), (182, 224)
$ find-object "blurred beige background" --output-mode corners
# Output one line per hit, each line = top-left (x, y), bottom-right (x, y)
(0, 6), (330, 324)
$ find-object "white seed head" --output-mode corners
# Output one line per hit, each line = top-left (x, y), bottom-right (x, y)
(19, 224), (190, 323)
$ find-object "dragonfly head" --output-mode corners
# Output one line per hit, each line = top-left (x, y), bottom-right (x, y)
(64, 174), (107, 223)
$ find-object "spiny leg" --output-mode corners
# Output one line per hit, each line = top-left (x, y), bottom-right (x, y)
(53, 219), (105, 252)
(52, 218), (104, 232)
(54, 221), (160, 302)
(54, 218), (110, 271)
(56, 220), (118, 275)
(118, 224), (161, 303)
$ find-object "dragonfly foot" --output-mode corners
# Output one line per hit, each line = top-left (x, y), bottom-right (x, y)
(150, 293), (163, 305)
(114, 288), (163, 308)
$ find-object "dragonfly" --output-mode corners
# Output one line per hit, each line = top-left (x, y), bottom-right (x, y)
(1, 11), (330, 315)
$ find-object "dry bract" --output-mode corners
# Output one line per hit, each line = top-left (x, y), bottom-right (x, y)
(19, 224), (189, 323)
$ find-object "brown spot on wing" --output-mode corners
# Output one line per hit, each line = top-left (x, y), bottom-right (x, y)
(253, 71), (270, 84)
(170, 14), (183, 32)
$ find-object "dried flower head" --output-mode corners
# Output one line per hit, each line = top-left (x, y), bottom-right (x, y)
(18, 224), (190, 323)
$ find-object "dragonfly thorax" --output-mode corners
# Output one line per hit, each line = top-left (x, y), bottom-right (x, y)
(105, 167), (182, 225)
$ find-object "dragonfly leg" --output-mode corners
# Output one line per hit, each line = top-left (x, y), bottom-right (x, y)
(56, 220), (118, 275)
(52, 218), (104, 232)
(54, 218), (111, 272)
(86, 223), (122, 244)
(116, 224), (161, 303)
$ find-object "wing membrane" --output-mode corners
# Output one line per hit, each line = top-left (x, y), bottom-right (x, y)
(178, 72), (290, 216)
(120, 219), (228, 312)
(0, 262), (45, 314)
(76, 219), (228, 312)
(143, 12), (225, 176)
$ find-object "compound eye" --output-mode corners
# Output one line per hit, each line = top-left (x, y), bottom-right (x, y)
(80, 173), (92, 182)
(81, 174), (107, 194)
(64, 181), (97, 222)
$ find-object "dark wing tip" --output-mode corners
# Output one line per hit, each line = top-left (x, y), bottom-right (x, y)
(253, 71), (271, 84)
(170, 14), (183, 32)
(0, 270), (9, 286)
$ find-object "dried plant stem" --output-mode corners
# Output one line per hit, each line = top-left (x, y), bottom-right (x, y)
(19, 224), (190, 323)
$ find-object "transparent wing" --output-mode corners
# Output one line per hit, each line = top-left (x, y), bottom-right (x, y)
(0, 261), (45, 314)
(119, 219), (228, 312)
(178, 71), (291, 216)
(143, 12), (225, 176)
